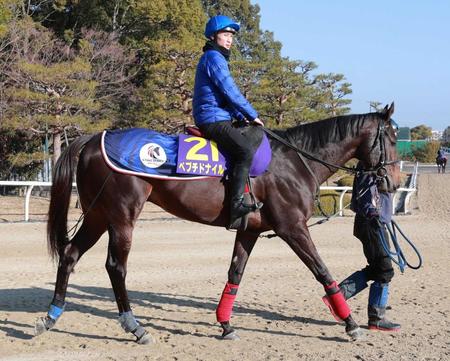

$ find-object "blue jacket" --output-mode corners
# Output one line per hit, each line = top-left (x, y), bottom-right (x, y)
(193, 49), (258, 126)
(351, 172), (392, 224)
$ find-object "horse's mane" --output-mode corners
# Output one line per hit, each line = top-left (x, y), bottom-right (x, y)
(280, 113), (379, 154)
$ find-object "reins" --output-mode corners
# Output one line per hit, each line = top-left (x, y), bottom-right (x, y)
(262, 126), (358, 221)
(262, 127), (358, 174)
(258, 117), (398, 237)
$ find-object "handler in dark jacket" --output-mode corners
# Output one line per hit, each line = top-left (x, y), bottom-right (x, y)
(193, 15), (264, 229)
(324, 163), (401, 331)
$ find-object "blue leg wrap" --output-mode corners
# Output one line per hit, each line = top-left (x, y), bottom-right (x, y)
(339, 270), (368, 300)
(368, 281), (389, 308)
(48, 303), (65, 321)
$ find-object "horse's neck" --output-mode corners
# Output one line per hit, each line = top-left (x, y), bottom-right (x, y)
(310, 139), (358, 185)
(290, 122), (365, 185)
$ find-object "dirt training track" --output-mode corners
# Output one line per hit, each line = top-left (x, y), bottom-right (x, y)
(0, 174), (449, 361)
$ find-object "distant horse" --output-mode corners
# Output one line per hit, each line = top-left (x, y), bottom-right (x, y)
(436, 156), (447, 173)
(35, 104), (399, 343)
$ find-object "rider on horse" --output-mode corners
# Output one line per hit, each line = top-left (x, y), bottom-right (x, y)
(324, 163), (401, 332)
(437, 148), (445, 160)
(193, 15), (264, 229)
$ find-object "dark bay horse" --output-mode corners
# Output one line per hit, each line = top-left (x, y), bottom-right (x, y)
(436, 156), (447, 173)
(35, 104), (399, 343)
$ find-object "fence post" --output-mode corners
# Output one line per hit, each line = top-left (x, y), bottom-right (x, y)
(24, 185), (34, 222)
(338, 190), (348, 216)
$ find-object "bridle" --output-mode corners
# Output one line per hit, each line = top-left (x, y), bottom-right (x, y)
(262, 116), (398, 180)
(362, 118), (400, 182)
(261, 116), (399, 215)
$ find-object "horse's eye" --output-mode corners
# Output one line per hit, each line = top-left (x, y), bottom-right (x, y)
(390, 118), (399, 131)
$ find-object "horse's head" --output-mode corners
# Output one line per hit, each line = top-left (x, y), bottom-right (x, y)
(358, 102), (400, 193)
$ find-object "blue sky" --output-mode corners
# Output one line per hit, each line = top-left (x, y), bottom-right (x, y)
(253, 0), (450, 130)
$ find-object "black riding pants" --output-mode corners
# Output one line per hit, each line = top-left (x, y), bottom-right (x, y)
(353, 214), (394, 283)
(199, 121), (263, 200)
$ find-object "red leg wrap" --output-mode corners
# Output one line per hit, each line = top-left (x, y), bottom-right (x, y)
(324, 281), (351, 320)
(216, 282), (239, 323)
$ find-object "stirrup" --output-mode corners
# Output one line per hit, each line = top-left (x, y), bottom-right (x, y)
(227, 194), (262, 231)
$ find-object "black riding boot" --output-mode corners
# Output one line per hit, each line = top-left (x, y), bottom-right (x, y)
(228, 169), (262, 230)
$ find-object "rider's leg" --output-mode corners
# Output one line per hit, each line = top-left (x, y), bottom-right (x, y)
(200, 121), (262, 225)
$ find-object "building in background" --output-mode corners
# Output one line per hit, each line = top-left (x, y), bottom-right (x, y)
(430, 130), (443, 141)
(396, 126), (428, 158)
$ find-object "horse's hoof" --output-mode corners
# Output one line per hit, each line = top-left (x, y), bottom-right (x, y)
(136, 332), (154, 345)
(347, 326), (364, 341)
(222, 330), (240, 340)
(34, 317), (52, 336)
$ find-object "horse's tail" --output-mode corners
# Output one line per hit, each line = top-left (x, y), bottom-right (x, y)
(47, 135), (95, 261)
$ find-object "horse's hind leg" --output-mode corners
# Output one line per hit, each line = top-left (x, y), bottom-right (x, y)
(35, 216), (106, 335)
(276, 219), (363, 341)
(216, 230), (259, 340)
(105, 223), (152, 344)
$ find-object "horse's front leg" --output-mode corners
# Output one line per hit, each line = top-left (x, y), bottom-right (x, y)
(276, 219), (363, 341)
(217, 230), (259, 340)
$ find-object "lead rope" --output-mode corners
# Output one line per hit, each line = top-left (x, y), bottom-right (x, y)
(378, 220), (423, 272)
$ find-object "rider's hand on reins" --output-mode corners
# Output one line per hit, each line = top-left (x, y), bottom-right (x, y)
(253, 117), (264, 126)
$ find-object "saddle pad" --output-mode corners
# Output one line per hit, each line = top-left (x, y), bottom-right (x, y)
(101, 128), (271, 179)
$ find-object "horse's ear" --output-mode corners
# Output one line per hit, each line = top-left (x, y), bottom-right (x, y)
(383, 102), (395, 120)
(386, 102), (394, 120)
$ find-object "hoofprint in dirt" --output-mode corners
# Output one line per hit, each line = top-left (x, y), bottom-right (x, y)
(0, 173), (449, 361)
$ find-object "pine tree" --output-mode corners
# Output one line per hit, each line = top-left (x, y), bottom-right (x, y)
(1, 17), (137, 163)
(26, 0), (207, 132)
(136, 0), (206, 132)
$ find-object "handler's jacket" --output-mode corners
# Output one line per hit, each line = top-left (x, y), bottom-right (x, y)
(193, 49), (258, 126)
(351, 172), (392, 224)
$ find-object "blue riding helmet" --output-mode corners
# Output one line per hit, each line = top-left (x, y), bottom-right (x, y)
(204, 15), (240, 38)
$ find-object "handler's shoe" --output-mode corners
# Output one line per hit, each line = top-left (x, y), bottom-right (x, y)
(368, 306), (401, 332)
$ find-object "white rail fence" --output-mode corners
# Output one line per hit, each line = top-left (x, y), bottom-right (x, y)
(0, 181), (76, 222)
(0, 172), (418, 221)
